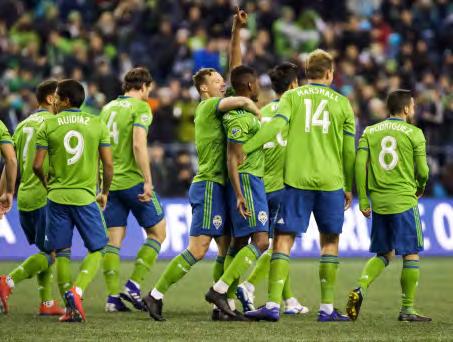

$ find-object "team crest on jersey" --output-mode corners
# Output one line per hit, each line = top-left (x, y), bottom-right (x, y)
(213, 215), (223, 229)
(140, 114), (150, 124)
(258, 211), (268, 225)
(231, 127), (241, 138)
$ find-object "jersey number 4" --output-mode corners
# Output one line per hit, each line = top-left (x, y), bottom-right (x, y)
(107, 111), (119, 144)
(304, 99), (331, 134)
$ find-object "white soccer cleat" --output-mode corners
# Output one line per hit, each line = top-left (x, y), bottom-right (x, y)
(283, 298), (309, 315)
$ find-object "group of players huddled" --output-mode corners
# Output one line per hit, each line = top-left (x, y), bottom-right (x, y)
(0, 9), (430, 323)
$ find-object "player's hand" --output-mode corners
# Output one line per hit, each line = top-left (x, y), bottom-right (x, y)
(416, 187), (424, 198)
(138, 182), (153, 202)
(233, 6), (248, 28)
(361, 208), (372, 218)
(237, 195), (251, 219)
(96, 193), (108, 210)
(0, 193), (13, 214)
(344, 191), (353, 211)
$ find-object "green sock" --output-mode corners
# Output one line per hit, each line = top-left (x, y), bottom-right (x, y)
(130, 239), (161, 284)
(74, 251), (102, 293)
(357, 256), (388, 293)
(213, 256), (225, 282)
(247, 248), (272, 287)
(56, 251), (72, 300)
(9, 252), (49, 285)
(268, 253), (289, 304)
(220, 244), (260, 287)
(401, 260), (420, 313)
(37, 264), (54, 302)
(282, 272), (294, 301)
(224, 248), (238, 299)
(154, 249), (197, 294)
(103, 245), (121, 296)
(319, 255), (339, 304)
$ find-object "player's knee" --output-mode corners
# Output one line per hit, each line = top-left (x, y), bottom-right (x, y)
(56, 248), (71, 259)
(252, 234), (270, 253)
(402, 253), (419, 261)
(214, 235), (231, 256)
(231, 237), (248, 251)
(377, 253), (393, 266)
(146, 219), (166, 244)
(108, 228), (125, 247)
(42, 251), (55, 266)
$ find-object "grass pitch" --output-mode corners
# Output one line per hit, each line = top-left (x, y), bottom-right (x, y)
(1, 258), (452, 341)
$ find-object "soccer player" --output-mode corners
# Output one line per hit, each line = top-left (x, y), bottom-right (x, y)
(236, 63), (308, 315)
(0, 80), (65, 316)
(142, 10), (261, 322)
(100, 67), (166, 312)
(346, 89), (431, 322)
(204, 65), (270, 319)
(244, 49), (355, 322)
(33, 79), (113, 322)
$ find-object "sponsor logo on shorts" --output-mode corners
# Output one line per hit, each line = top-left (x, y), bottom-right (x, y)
(258, 211), (268, 225)
(277, 218), (285, 224)
(213, 215), (223, 229)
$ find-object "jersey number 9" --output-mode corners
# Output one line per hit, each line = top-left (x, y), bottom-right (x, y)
(64, 130), (84, 165)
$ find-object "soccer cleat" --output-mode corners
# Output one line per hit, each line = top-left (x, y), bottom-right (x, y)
(283, 301), (310, 315)
(245, 306), (280, 322)
(217, 309), (251, 321)
(105, 295), (131, 312)
(0, 275), (12, 314)
(120, 280), (146, 311)
(346, 288), (363, 321)
(59, 309), (83, 323)
(63, 288), (86, 322)
(398, 312), (432, 322)
(39, 301), (66, 316)
(142, 293), (165, 321)
(205, 287), (236, 317)
(318, 308), (351, 322)
(236, 284), (255, 312)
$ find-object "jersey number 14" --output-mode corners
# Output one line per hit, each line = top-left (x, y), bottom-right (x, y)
(304, 99), (331, 134)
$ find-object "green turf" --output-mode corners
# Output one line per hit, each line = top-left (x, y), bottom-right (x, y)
(1, 258), (452, 341)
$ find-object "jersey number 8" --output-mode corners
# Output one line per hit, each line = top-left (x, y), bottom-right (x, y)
(379, 136), (398, 171)
(64, 130), (84, 165)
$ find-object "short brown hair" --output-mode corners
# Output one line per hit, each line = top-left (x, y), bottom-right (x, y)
(123, 67), (153, 92)
(36, 79), (58, 105)
(387, 89), (412, 115)
(305, 49), (333, 79)
(192, 68), (217, 92)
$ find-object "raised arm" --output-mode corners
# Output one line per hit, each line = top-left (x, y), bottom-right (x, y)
(227, 141), (250, 218)
(133, 126), (153, 202)
(0, 143), (17, 213)
(229, 7), (248, 73)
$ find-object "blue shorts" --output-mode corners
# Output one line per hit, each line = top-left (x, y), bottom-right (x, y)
(189, 181), (227, 237)
(104, 182), (165, 229)
(370, 206), (424, 255)
(19, 206), (47, 252)
(226, 174), (269, 238)
(267, 189), (285, 239)
(275, 186), (344, 235)
(46, 200), (108, 252)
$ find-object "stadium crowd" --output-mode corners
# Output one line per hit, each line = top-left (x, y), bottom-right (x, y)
(0, 0), (452, 197)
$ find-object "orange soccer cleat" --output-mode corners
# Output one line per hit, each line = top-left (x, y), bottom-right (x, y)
(0, 275), (13, 314)
(39, 301), (66, 316)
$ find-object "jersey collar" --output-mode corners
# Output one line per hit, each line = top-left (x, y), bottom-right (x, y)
(34, 109), (47, 114)
(118, 95), (131, 99)
(309, 83), (329, 87)
(64, 108), (81, 113)
(272, 99), (280, 102)
(387, 117), (405, 122)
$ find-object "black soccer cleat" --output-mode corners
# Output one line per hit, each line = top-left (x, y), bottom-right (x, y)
(398, 312), (432, 322)
(212, 308), (230, 321)
(142, 293), (166, 321)
(205, 287), (236, 317)
(346, 287), (363, 321)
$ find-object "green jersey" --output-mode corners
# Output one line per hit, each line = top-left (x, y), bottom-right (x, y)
(100, 96), (153, 191)
(36, 108), (111, 206)
(223, 109), (264, 178)
(357, 118), (428, 214)
(278, 84), (356, 190)
(261, 100), (287, 193)
(192, 97), (227, 185)
(13, 110), (53, 211)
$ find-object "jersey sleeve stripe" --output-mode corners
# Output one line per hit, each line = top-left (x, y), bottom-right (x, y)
(227, 138), (244, 144)
(275, 114), (289, 123)
(0, 140), (12, 144)
(343, 130), (355, 137)
(36, 144), (48, 149)
(358, 147), (369, 151)
(132, 123), (147, 129)
(99, 143), (111, 147)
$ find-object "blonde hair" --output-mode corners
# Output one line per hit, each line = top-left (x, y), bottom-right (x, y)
(305, 49), (334, 79)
